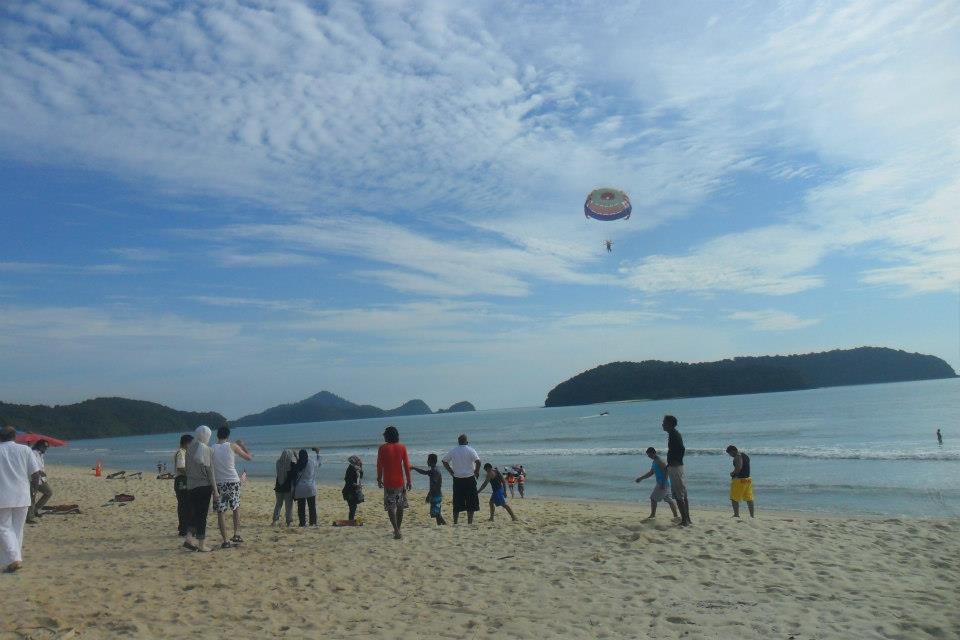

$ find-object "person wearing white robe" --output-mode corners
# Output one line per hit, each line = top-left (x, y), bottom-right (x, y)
(0, 426), (42, 573)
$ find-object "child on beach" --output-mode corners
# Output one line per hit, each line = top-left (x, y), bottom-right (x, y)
(635, 447), (679, 520)
(342, 456), (364, 522)
(505, 469), (516, 497)
(515, 465), (526, 498)
(478, 463), (518, 522)
(412, 454), (446, 525)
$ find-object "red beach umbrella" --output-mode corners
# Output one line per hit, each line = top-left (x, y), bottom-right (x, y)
(15, 433), (68, 447)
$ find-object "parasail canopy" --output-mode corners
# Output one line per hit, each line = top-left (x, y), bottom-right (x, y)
(584, 187), (631, 221)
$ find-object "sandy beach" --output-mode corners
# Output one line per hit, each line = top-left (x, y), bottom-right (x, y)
(1, 465), (956, 640)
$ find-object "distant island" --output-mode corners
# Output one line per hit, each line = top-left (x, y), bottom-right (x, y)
(231, 391), (475, 427)
(544, 347), (957, 407)
(0, 397), (228, 441)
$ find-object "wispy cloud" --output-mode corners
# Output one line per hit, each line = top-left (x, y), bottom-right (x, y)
(727, 310), (820, 332)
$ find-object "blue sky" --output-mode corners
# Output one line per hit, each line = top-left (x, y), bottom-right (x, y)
(1, 0), (958, 418)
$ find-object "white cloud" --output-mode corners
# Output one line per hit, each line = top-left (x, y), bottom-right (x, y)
(727, 310), (820, 332)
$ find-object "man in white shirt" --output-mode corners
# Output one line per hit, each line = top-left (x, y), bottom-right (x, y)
(211, 426), (252, 547)
(441, 434), (481, 524)
(0, 425), (42, 573)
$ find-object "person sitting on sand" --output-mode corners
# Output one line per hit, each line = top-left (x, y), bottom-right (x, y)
(211, 426), (253, 547)
(174, 433), (193, 536)
(412, 453), (446, 526)
(184, 425), (220, 552)
(272, 449), (297, 527)
(477, 463), (518, 522)
(376, 426), (412, 539)
(29, 440), (52, 521)
(342, 455), (364, 522)
(726, 445), (755, 518)
(0, 425), (42, 573)
(635, 447), (680, 520)
(292, 448), (321, 527)
(442, 434), (481, 524)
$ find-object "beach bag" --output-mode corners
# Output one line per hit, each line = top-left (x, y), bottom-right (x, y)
(342, 485), (364, 504)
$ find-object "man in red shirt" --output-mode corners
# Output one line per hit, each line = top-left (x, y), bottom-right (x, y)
(376, 425), (412, 539)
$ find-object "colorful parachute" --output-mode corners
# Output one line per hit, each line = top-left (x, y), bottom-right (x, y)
(584, 188), (631, 221)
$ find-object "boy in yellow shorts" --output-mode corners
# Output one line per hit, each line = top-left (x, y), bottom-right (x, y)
(726, 445), (754, 518)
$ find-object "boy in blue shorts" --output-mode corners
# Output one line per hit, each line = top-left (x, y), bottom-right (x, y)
(635, 447), (679, 520)
(412, 453), (447, 525)
(478, 463), (518, 522)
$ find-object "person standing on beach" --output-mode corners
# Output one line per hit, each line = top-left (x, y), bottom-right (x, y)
(477, 463), (518, 522)
(184, 425), (219, 552)
(29, 440), (52, 521)
(376, 426), (412, 539)
(412, 453), (446, 526)
(937, 428), (943, 446)
(272, 449), (297, 527)
(726, 445), (754, 518)
(0, 426), (42, 573)
(211, 426), (253, 547)
(635, 447), (679, 520)
(342, 456), (364, 522)
(516, 465), (526, 498)
(292, 448), (321, 527)
(663, 415), (692, 527)
(442, 434), (481, 524)
(174, 434), (193, 536)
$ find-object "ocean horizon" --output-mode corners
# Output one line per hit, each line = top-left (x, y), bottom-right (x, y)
(47, 378), (960, 518)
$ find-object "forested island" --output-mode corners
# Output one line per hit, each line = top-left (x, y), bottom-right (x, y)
(0, 397), (228, 440)
(231, 391), (475, 427)
(544, 347), (957, 407)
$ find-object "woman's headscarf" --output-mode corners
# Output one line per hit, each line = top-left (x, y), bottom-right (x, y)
(293, 449), (309, 473)
(190, 425), (212, 463)
(348, 455), (363, 482)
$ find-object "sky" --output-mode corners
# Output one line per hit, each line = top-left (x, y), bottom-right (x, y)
(1, 0), (958, 419)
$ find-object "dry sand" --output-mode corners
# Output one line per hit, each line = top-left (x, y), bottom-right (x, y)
(1, 465), (957, 640)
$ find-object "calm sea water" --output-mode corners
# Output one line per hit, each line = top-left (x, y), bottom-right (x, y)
(48, 378), (960, 517)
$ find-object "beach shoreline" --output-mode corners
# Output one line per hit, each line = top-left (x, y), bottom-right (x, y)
(1, 465), (956, 639)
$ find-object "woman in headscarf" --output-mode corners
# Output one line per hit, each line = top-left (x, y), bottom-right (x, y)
(292, 448), (320, 527)
(342, 456), (364, 522)
(271, 449), (297, 527)
(183, 425), (219, 552)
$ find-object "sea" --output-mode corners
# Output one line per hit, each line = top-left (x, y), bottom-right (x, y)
(47, 378), (960, 517)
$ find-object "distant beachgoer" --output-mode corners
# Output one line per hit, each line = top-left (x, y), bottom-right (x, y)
(174, 434), (193, 536)
(184, 425), (219, 552)
(726, 445), (754, 518)
(376, 426), (412, 539)
(505, 470), (516, 498)
(292, 448), (321, 527)
(516, 465), (526, 498)
(342, 456), (364, 522)
(478, 463), (518, 522)
(0, 426), (42, 573)
(29, 440), (52, 521)
(663, 415), (691, 526)
(272, 449), (297, 527)
(442, 434), (481, 524)
(635, 447), (679, 520)
(937, 428), (943, 446)
(412, 453), (446, 526)
(211, 426), (253, 548)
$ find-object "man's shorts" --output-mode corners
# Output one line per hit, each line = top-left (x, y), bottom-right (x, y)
(491, 487), (508, 507)
(452, 476), (480, 513)
(649, 483), (674, 503)
(667, 466), (687, 501)
(730, 477), (754, 502)
(213, 482), (241, 513)
(383, 487), (409, 511)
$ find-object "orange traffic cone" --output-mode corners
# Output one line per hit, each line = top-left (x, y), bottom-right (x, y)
(94, 461), (102, 477)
